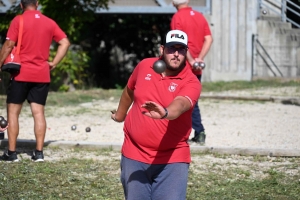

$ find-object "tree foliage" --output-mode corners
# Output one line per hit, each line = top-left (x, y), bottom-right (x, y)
(0, 0), (111, 42)
(0, 0), (174, 90)
(38, 0), (110, 42)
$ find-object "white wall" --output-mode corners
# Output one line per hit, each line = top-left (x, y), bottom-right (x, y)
(202, 0), (258, 82)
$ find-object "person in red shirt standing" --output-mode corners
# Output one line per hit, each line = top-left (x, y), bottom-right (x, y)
(111, 30), (201, 200)
(0, 0), (70, 162)
(171, 0), (213, 145)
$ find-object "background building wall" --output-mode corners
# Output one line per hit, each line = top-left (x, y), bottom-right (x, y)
(203, 0), (258, 82)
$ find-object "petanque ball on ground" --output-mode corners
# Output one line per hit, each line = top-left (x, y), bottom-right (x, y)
(153, 60), (166, 74)
(85, 127), (91, 132)
(0, 119), (8, 128)
(71, 125), (77, 130)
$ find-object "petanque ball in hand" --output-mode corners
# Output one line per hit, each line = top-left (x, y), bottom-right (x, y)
(193, 62), (205, 69)
(153, 60), (166, 74)
(0, 116), (4, 121)
(199, 62), (206, 69)
(85, 127), (91, 132)
(0, 119), (8, 128)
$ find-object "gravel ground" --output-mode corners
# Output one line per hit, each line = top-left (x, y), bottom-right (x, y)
(0, 86), (300, 160)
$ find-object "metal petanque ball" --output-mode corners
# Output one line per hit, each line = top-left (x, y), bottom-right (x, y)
(0, 119), (8, 128)
(262, 10), (267, 15)
(71, 125), (77, 131)
(199, 62), (206, 69)
(153, 60), (166, 74)
(0, 116), (4, 121)
(85, 127), (91, 132)
(193, 62), (206, 69)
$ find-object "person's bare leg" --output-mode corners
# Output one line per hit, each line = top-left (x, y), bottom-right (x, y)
(7, 103), (23, 151)
(30, 102), (46, 151)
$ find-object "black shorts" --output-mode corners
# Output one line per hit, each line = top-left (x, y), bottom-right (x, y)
(6, 78), (50, 105)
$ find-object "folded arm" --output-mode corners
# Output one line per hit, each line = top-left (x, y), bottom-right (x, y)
(48, 38), (71, 70)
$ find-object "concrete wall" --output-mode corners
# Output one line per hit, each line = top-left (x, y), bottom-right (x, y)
(255, 19), (300, 78)
(202, 0), (258, 82)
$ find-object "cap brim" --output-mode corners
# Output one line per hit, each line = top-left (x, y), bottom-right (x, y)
(165, 42), (187, 48)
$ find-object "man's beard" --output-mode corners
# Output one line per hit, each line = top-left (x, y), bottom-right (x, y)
(162, 54), (186, 72)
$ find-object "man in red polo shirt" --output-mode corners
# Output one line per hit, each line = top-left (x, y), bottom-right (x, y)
(111, 30), (201, 200)
(171, 0), (213, 145)
(0, 0), (70, 162)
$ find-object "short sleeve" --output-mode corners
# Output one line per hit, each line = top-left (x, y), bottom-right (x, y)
(6, 16), (21, 42)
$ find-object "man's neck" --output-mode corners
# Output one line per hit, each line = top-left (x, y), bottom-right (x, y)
(25, 6), (37, 11)
(176, 4), (189, 10)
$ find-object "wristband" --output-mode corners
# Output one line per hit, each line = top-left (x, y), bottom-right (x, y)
(161, 107), (168, 119)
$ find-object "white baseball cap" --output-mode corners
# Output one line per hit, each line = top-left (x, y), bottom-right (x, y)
(165, 30), (188, 48)
(172, 0), (188, 5)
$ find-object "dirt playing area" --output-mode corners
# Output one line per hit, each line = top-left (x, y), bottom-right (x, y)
(1, 86), (299, 151)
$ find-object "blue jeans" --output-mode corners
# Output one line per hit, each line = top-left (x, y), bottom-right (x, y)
(192, 75), (204, 135)
(120, 155), (189, 200)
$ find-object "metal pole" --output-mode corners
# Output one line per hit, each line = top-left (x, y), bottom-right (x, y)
(251, 34), (256, 81)
(282, 0), (287, 22)
(257, 0), (262, 19)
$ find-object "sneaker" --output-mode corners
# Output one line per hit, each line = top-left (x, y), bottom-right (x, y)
(31, 150), (44, 162)
(198, 131), (206, 145)
(190, 131), (206, 145)
(0, 151), (19, 162)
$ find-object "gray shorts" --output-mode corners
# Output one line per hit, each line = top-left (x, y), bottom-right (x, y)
(120, 155), (189, 200)
(6, 78), (49, 105)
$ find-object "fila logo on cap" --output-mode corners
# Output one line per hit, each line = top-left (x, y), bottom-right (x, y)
(170, 34), (185, 39)
(165, 30), (188, 47)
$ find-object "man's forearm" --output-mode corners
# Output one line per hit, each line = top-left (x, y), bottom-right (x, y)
(51, 38), (70, 66)
(115, 86), (134, 121)
(165, 96), (192, 120)
(186, 50), (194, 65)
(198, 35), (213, 60)
(0, 40), (15, 67)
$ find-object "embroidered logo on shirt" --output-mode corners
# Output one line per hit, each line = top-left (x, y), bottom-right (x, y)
(9, 53), (15, 61)
(168, 82), (178, 92)
(35, 14), (40, 18)
(145, 74), (152, 81)
(190, 11), (195, 16)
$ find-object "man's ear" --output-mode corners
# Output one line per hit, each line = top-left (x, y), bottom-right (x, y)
(159, 45), (164, 56)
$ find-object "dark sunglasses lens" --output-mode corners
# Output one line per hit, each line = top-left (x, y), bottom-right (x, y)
(167, 46), (186, 55)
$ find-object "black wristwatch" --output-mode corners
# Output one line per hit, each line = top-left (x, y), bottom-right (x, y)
(161, 107), (168, 119)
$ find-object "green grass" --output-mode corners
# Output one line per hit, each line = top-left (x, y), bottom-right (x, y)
(46, 89), (123, 107)
(0, 148), (299, 200)
(201, 79), (300, 92)
(0, 157), (123, 199)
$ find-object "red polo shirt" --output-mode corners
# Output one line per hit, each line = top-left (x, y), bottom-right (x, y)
(6, 10), (67, 82)
(171, 7), (212, 75)
(121, 58), (201, 164)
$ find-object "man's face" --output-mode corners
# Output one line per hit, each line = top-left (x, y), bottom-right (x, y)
(161, 44), (187, 72)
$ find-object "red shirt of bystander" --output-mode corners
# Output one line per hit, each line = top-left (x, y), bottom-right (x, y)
(6, 10), (67, 83)
(171, 7), (211, 75)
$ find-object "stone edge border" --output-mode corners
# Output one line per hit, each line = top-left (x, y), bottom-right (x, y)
(1, 139), (299, 157)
